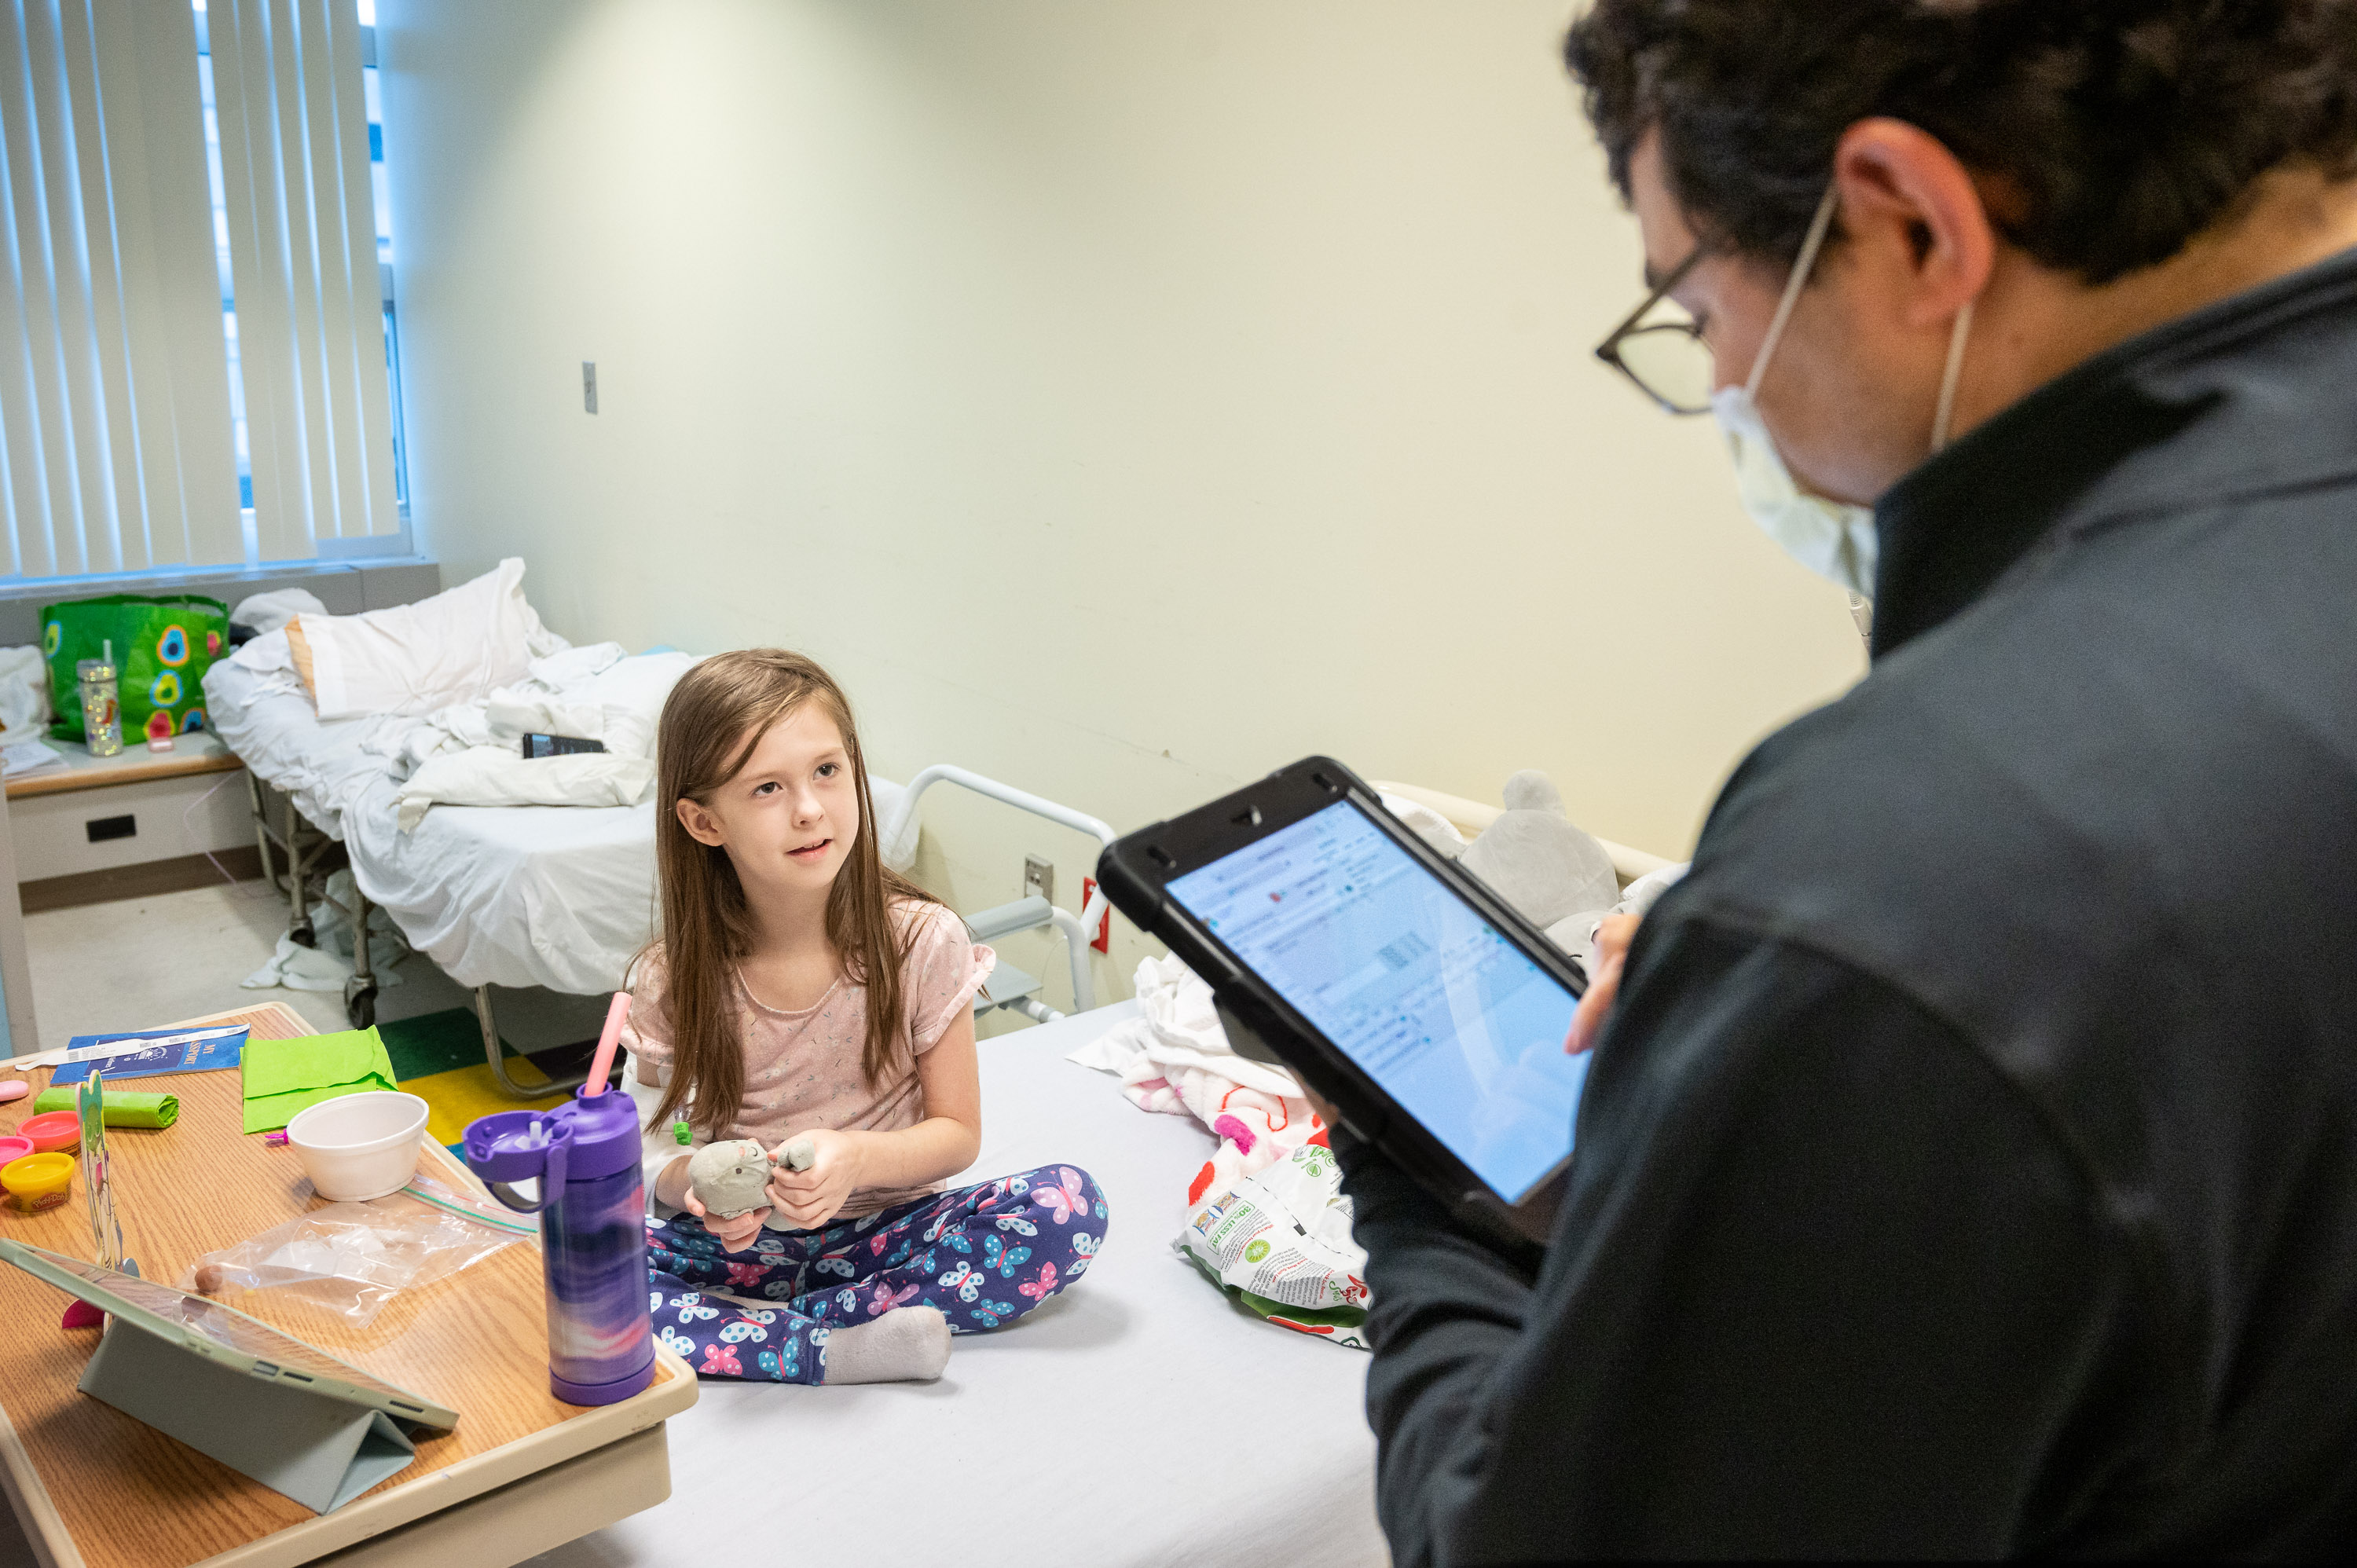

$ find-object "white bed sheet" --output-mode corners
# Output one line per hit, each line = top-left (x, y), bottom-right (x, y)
(206, 654), (394, 840)
(526, 1002), (1389, 1568)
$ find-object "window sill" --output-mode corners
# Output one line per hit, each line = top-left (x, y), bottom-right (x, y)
(0, 558), (443, 648)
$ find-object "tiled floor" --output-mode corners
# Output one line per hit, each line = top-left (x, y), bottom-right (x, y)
(21, 876), (610, 1051)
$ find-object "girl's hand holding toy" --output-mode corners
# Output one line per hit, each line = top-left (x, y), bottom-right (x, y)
(764, 1130), (857, 1230)
(681, 1186), (769, 1253)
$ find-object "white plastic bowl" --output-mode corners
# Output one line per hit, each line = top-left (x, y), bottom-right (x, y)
(285, 1091), (430, 1202)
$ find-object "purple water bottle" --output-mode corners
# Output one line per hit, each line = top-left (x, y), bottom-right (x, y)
(464, 1086), (656, 1405)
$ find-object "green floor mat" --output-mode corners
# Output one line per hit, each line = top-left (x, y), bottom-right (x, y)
(377, 1008), (599, 1083)
(377, 1008), (494, 1081)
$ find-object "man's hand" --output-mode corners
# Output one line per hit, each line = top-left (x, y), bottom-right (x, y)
(766, 1129), (863, 1230)
(1567, 914), (1641, 1054)
(683, 1187), (770, 1253)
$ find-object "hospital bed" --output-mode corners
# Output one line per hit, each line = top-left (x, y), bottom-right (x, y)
(523, 775), (1665, 1567)
(530, 999), (1390, 1568)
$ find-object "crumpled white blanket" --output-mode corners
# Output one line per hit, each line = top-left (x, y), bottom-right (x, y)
(386, 645), (695, 832)
(1068, 953), (1318, 1215)
(0, 645), (49, 742)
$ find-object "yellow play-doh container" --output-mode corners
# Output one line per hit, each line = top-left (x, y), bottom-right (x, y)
(2, 1152), (74, 1212)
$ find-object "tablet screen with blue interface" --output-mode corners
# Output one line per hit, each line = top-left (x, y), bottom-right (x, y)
(1167, 801), (1589, 1203)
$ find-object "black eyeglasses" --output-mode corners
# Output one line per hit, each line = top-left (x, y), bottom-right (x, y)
(1593, 246), (1715, 416)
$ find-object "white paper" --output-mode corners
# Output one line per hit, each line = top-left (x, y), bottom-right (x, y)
(1, 739), (64, 778)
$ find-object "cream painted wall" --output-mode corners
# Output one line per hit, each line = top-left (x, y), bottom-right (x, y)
(374, 0), (1864, 1015)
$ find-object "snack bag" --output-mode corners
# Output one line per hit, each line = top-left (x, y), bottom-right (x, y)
(1176, 1138), (1372, 1349)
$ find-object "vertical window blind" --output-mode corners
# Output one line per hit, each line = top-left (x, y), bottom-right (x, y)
(206, 0), (396, 562)
(0, 0), (398, 584)
(0, 0), (241, 577)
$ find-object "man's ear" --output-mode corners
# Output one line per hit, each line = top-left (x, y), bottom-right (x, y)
(676, 795), (725, 848)
(1831, 117), (1996, 328)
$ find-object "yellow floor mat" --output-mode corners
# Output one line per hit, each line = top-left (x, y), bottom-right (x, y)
(405, 1057), (568, 1150)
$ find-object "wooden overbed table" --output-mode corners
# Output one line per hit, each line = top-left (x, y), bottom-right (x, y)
(0, 1002), (695, 1568)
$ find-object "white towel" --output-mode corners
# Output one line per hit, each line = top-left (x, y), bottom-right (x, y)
(394, 746), (654, 832)
(1068, 954), (1319, 1214)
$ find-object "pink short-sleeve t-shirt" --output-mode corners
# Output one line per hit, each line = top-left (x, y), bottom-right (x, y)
(623, 900), (993, 1218)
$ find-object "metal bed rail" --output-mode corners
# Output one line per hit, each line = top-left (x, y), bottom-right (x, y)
(882, 764), (1118, 1028)
(475, 984), (590, 1099)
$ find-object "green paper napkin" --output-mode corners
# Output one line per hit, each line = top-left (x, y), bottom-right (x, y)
(240, 1028), (398, 1134)
(33, 1086), (177, 1128)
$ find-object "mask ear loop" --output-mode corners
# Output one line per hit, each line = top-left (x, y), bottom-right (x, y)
(1930, 299), (1975, 452)
(1745, 181), (1844, 400)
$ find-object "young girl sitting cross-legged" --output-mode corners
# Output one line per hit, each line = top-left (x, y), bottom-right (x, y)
(621, 648), (1108, 1384)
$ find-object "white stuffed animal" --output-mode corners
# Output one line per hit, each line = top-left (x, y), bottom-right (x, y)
(1387, 771), (1688, 977)
(1457, 771), (1622, 932)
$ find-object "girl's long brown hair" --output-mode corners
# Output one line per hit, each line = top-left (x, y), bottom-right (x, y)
(640, 649), (940, 1137)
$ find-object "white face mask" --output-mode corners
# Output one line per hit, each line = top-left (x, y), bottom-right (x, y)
(1710, 183), (1974, 607)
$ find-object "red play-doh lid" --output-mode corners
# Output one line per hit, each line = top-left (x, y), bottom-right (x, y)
(19, 1112), (79, 1154)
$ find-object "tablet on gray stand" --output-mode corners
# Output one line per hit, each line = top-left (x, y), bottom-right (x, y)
(0, 1241), (458, 1514)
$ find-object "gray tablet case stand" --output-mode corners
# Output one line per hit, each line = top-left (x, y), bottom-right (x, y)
(79, 1321), (416, 1514)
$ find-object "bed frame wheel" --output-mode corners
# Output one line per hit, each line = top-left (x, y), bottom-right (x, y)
(289, 919), (317, 949)
(344, 977), (378, 1031)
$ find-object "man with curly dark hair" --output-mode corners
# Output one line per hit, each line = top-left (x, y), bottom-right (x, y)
(1329, 2), (2357, 1558)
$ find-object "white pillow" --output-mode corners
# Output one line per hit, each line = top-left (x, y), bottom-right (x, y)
(295, 559), (565, 721)
(228, 587), (326, 635)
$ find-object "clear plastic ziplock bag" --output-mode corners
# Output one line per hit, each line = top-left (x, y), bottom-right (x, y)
(178, 1174), (538, 1327)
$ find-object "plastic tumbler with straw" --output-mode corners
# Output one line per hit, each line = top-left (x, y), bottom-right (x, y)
(461, 994), (657, 1403)
(76, 639), (122, 757)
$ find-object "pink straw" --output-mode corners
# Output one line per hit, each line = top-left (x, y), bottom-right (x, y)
(583, 991), (631, 1095)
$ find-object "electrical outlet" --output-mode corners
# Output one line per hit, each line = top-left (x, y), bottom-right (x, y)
(1022, 854), (1054, 907)
(581, 361), (598, 414)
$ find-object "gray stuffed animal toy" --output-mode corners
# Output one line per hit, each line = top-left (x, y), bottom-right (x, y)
(1456, 770), (1622, 934)
(686, 1135), (817, 1218)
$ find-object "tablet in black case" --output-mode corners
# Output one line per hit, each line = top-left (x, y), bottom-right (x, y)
(1096, 757), (1590, 1244)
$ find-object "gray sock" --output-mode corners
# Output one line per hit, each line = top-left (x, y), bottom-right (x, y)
(821, 1305), (951, 1384)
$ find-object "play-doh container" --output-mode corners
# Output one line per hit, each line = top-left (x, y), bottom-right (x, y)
(18, 1112), (79, 1154)
(0, 1136), (34, 1168)
(2, 1152), (73, 1212)
(285, 1091), (430, 1202)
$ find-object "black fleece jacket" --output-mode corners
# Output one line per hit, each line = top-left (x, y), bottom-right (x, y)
(1339, 249), (2357, 1561)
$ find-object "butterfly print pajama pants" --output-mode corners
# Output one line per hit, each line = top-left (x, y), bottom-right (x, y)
(644, 1164), (1109, 1383)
